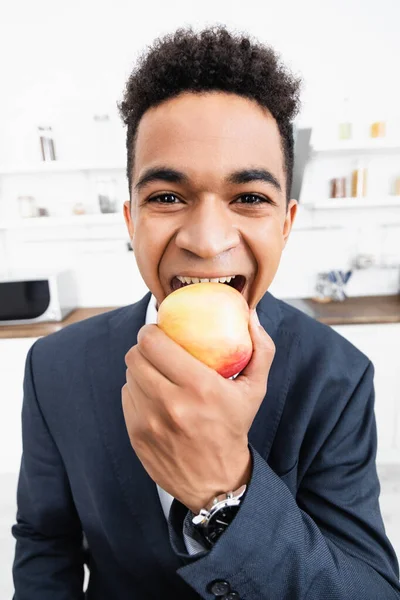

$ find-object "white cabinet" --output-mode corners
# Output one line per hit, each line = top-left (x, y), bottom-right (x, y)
(332, 324), (400, 464)
(0, 338), (39, 473)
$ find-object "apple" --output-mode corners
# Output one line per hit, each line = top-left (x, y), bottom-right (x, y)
(157, 282), (253, 378)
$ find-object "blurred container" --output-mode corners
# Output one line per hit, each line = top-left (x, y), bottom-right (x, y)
(18, 196), (38, 218)
(315, 270), (353, 302)
(96, 177), (118, 213)
(338, 123), (352, 140)
(370, 121), (386, 138)
(338, 97), (352, 140)
(72, 203), (86, 215)
(352, 254), (375, 269)
(330, 177), (347, 198)
(351, 162), (368, 197)
(38, 207), (50, 217)
(38, 126), (56, 161)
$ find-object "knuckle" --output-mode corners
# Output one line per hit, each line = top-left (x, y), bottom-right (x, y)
(137, 326), (153, 350)
(125, 346), (137, 367)
(265, 337), (276, 357)
(197, 373), (219, 402)
(125, 367), (134, 388)
(168, 402), (186, 430)
(260, 381), (268, 397)
(146, 415), (162, 438)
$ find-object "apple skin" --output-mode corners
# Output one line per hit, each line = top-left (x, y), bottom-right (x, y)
(157, 282), (253, 378)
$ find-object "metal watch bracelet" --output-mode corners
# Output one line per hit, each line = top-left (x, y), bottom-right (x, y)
(192, 484), (247, 527)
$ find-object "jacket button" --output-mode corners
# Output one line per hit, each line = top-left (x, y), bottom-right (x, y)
(226, 593), (241, 600)
(209, 579), (231, 596)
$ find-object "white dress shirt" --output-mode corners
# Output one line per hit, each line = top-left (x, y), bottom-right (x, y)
(144, 293), (206, 554)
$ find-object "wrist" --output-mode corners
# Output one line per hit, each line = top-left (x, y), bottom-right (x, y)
(189, 448), (252, 513)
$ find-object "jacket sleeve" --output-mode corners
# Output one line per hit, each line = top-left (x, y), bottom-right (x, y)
(12, 341), (85, 600)
(168, 360), (400, 599)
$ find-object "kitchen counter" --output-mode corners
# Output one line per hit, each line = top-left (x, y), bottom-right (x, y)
(0, 294), (399, 339)
(0, 308), (119, 339)
(284, 294), (400, 326)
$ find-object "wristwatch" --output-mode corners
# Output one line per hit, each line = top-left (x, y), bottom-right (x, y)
(192, 484), (247, 548)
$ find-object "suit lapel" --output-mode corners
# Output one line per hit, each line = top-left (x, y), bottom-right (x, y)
(248, 293), (299, 460)
(86, 292), (185, 587)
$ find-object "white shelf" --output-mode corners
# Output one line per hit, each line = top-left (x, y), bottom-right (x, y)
(305, 196), (400, 210)
(0, 162), (126, 175)
(312, 139), (400, 155)
(0, 213), (125, 229)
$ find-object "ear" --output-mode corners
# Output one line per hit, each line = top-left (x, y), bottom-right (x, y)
(283, 199), (298, 248)
(123, 200), (135, 245)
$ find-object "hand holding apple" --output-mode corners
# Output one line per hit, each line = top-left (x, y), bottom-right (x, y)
(122, 284), (276, 514)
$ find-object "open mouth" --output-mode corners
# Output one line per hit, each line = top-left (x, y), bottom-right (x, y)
(170, 274), (247, 294)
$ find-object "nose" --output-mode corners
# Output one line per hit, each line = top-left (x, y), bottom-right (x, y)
(174, 198), (240, 259)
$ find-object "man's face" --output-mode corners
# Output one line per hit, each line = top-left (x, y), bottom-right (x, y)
(123, 91), (297, 310)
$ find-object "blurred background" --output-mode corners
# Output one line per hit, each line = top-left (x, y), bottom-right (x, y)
(1, 0), (400, 595)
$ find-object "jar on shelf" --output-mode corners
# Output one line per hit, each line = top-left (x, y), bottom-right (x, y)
(338, 97), (353, 141)
(370, 121), (386, 138)
(18, 195), (38, 218)
(38, 125), (56, 161)
(351, 161), (368, 198)
(72, 202), (86, 215)
(96, 177), (118, 213)
(330, 177), (347, 198)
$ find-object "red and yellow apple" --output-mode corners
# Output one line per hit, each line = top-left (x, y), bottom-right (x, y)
(157, 282), (253, 378)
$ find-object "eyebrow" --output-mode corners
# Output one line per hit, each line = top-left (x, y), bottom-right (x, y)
(134, 166), (282, 193)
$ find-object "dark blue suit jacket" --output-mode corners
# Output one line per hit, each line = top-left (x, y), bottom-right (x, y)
(12, 291), (400, 599)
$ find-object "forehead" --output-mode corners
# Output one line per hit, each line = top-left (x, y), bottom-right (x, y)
(133, 92), (285, 189)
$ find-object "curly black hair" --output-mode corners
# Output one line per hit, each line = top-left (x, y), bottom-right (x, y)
(118, 25), (301, 207)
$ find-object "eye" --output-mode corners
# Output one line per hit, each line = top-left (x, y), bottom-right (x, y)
(146, 192), (277, 206)
(235, 193), (273, 205)
(148, 193), (181, 204)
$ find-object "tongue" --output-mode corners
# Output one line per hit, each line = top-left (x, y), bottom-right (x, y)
(171, 277), (183, 292)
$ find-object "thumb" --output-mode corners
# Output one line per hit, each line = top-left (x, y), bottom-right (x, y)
(238, 309), (276, 386)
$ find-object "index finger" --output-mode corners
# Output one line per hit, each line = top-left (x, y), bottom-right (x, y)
(134, 324), (217, 386)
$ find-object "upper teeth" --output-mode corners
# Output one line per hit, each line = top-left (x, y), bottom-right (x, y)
(177, 275), (236, 284)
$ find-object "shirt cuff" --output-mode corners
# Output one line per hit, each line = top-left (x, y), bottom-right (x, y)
(182, 510), (209, 555)
(168, 498), (209, 563)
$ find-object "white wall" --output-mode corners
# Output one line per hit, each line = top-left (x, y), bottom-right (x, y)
(1, 0), (400, 136)
(1, 0), (400, 305)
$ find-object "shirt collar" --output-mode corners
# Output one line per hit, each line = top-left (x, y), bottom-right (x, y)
(145, 294), (158, 325)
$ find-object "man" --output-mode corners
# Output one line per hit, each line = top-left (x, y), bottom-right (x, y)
(12, 25), (400, 599)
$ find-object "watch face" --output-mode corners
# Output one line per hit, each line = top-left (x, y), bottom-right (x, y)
(205, 504), (240, 545)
